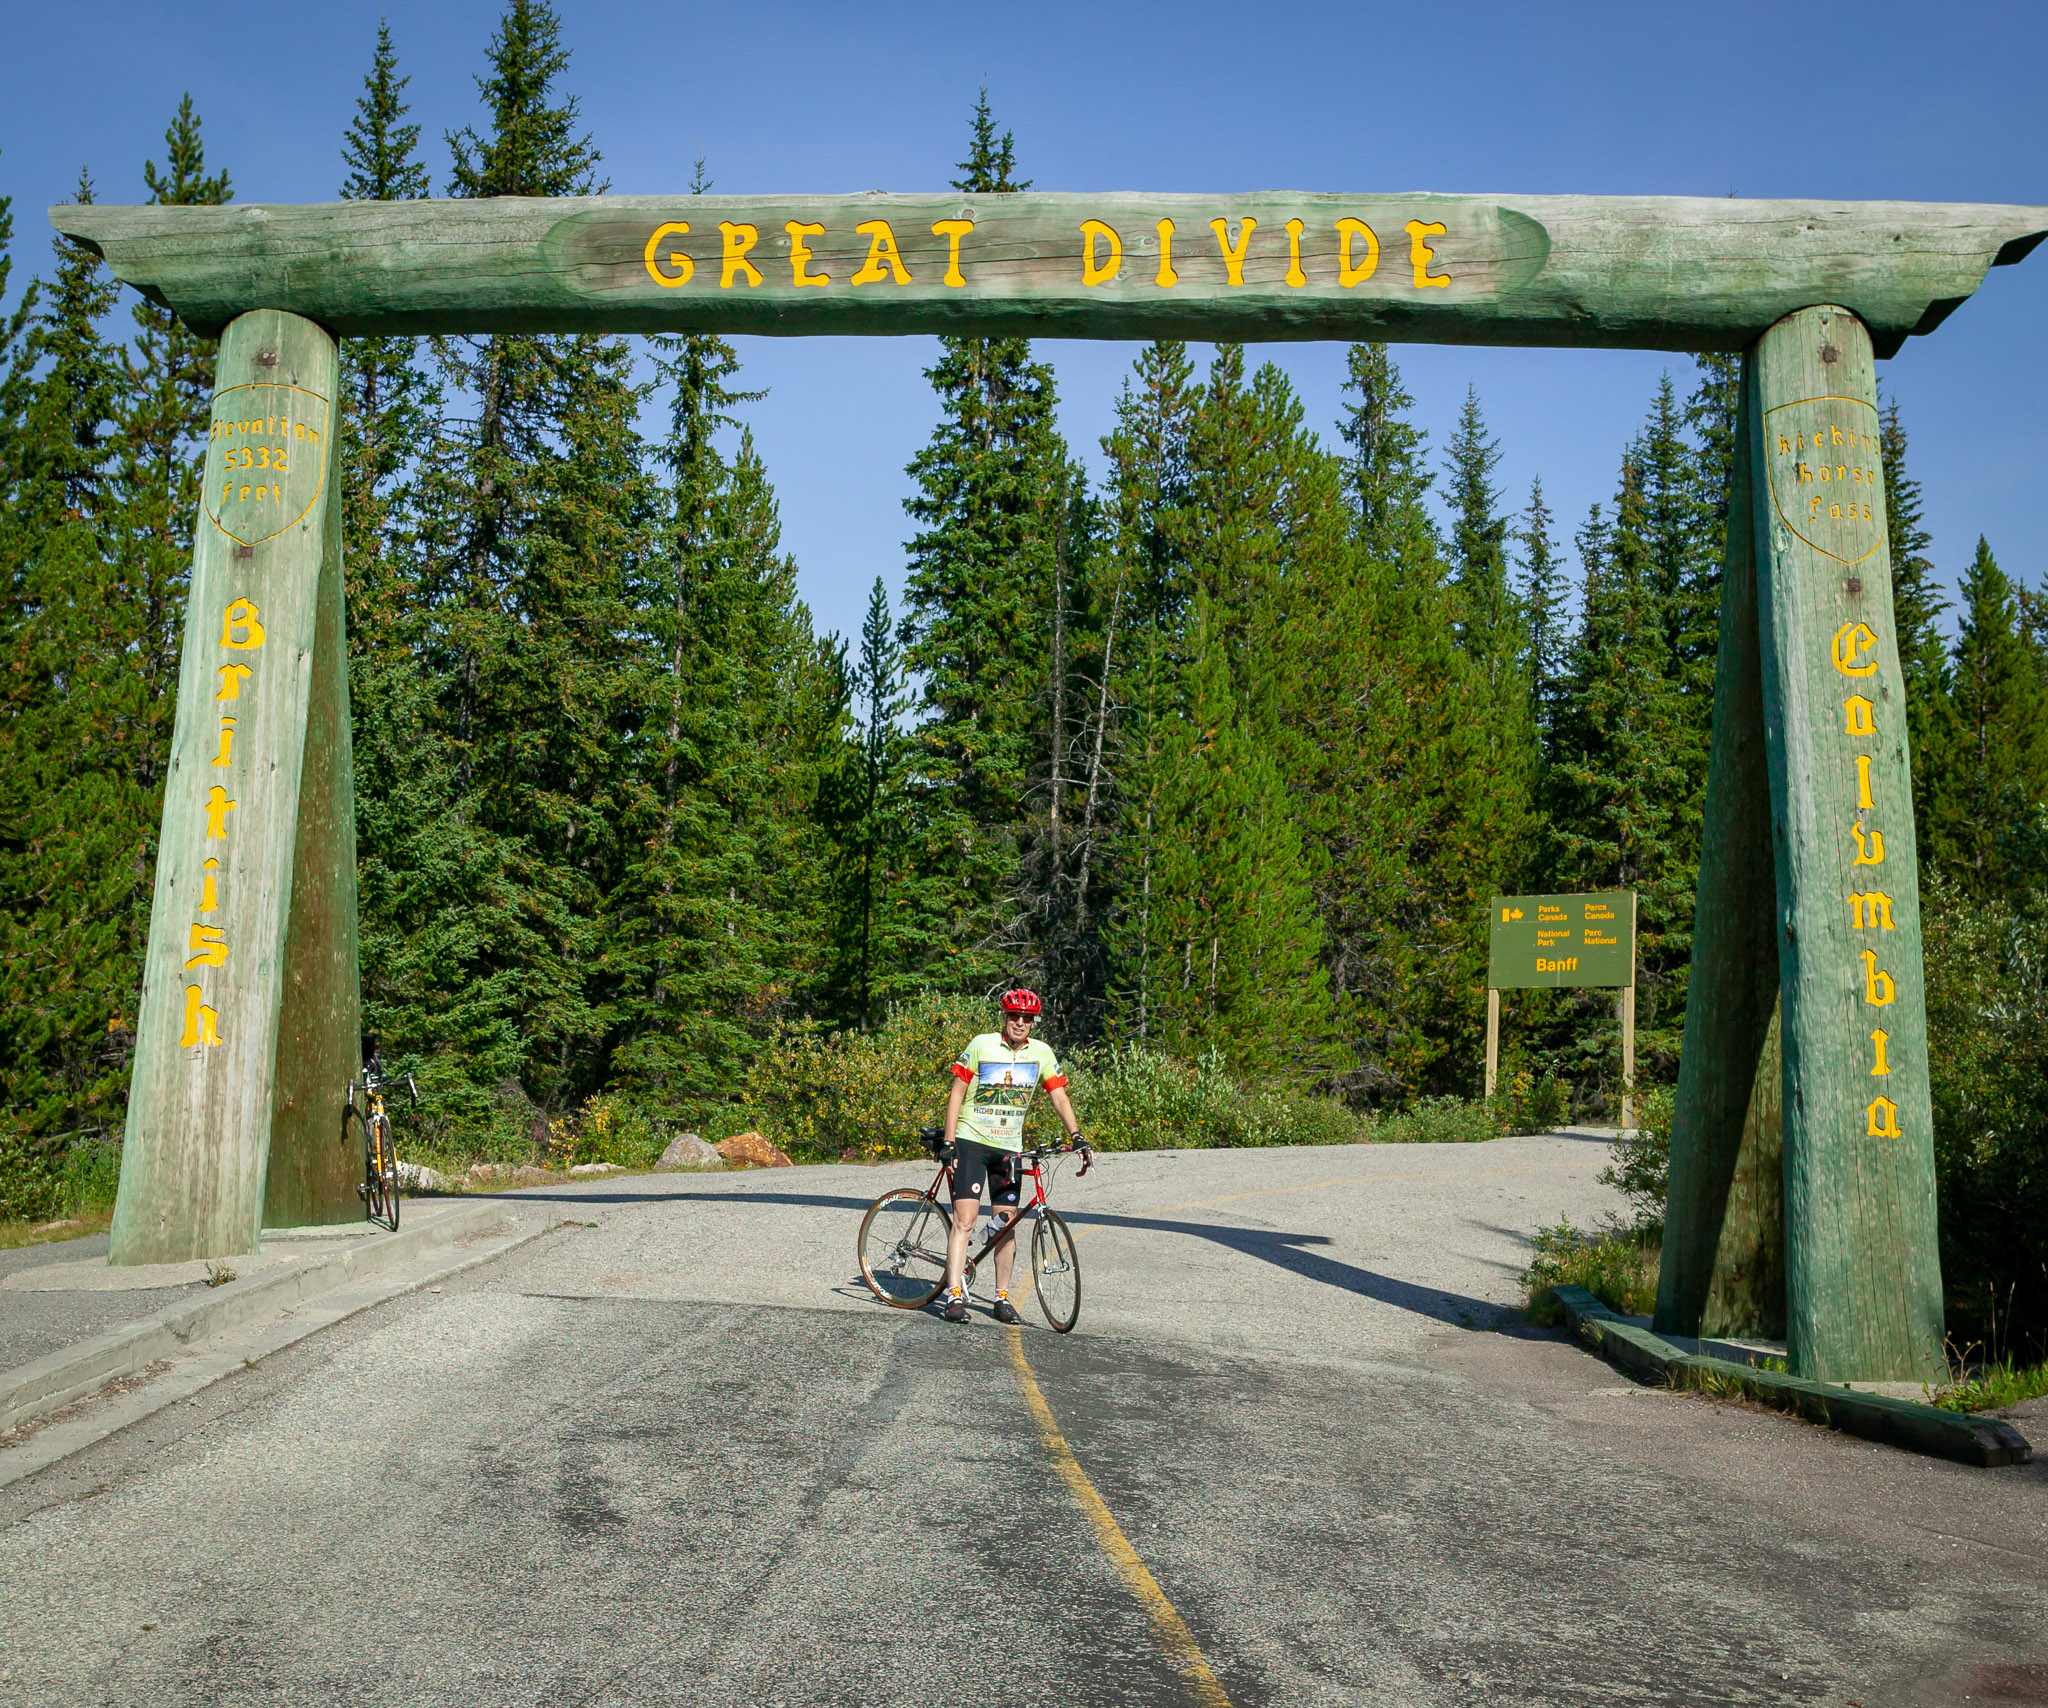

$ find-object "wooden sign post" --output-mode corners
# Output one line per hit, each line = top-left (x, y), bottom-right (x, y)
(1486, 893), (1637, 1124)
(107, 310), (360, 1264)
(50, 190), (2043, 1377)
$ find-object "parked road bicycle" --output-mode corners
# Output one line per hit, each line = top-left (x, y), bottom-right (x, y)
(857, 1125), (1092, 1331)
(347, 1053), (417, 1233)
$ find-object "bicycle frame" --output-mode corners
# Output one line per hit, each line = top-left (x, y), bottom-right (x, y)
(925, 1145), (1086, 1280)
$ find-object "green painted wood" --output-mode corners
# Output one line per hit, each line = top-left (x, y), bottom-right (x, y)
(1656, 355), (1781, 1338)
(50, 193), (2048, 353)
(261, 427), (360, 1231)
(1751, 305), (1944, 1382)
(109, 310), (345, 1264)
(1701, 1000), (1786, 1340)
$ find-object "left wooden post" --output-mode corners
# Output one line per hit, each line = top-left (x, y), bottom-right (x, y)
(110, 310), (361, 1264)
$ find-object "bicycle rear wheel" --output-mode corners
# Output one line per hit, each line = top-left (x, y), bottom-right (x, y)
(1031, 1208), (1081, 1332)
(858, 1189), (950, 1308)
(372, 1113), (400, 1232)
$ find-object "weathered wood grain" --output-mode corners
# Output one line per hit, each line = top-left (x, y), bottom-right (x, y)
(261, 429), (360, 1232)
(110, 311), (344, 1263)
(1752, 305), (1944, 1382)
(1702, 1001), (1786, 1340)
(1657, 357), (1782, 1339)
(49, 192), (2048, 353)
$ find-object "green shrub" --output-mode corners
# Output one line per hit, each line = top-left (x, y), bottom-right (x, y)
(1522, 1217), (1661, 1326)
(1497, 1069), (1572, 1134)
(1933, 1356), (2048, 1415)
(753, 991), (991, 1159)
(1375, 1095), (1501, 1145)
(1600, 1084), (1673, 1233)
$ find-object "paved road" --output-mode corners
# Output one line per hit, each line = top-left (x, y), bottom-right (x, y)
(2, 1137), (2044, 1706)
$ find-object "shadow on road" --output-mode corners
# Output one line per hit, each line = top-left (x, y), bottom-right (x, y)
(1064, 1210), (1510, 1328)
(460, 1187), (1515, 1327)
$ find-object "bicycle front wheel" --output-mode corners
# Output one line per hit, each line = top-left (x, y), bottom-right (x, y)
(858, 1189), (950, 1308)
(1032, 1208), (1081, 1332)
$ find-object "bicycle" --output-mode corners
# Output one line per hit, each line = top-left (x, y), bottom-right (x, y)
(346, 1056), (416, 1233)
(856, 1125), (1093, 1331)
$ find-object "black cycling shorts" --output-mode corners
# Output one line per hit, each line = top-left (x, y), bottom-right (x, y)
(950, 1139), (1021, 1207)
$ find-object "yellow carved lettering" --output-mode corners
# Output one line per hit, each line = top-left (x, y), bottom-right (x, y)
(214, 664), (251, 702)
(204, 785), (237, 840)
(1848, 891), (1895, 930)
(1833, 620), (1879, 676)
(211, 715), (236, 770)
(179, 984), (222, 1048)
(1405, 219), (1449, 288)
(185, 922), (229, 970)
(718, 223), (763, 288)
(1154, 218), (1178, 287)
(1851, 821), (1886, 867)
(200, 857), (219, 914)
(1843, 695), (1876, 736)
(1337, 218), (1379, 286)
(220, 599), (265, 650)
(1210, 217), (1257, 286)
(1866, 1095), (1900, 1137)
(930, 220), (974, 288)
(1855, 753), (1875, 811)
(785, 222), (828, 287)
(643, 220), (692, 287)
(1861, 948), (1896, 1006)
(1080, 219), (1123, 286)
(1284, 218), (1306, 288)
(1870, 1027), (1891, 1076)
(850, 220), (911, 286)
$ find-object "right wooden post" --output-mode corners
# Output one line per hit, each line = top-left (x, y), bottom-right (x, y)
(1751, 304), (1944, 1383)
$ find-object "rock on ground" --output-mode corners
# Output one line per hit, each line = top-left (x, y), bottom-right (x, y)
(655, 1132), (725, 1171)
(714, 1130), (793, 1168)
(396, 1161), (452, 1193)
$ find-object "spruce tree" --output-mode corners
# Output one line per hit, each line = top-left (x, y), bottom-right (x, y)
(388, 0), (640, 1120)
(1516, 477), (1567, 742)
(897, 92), (1074, 1003)
(0, 169), (132, 1160)
(1548, 463), (1697, 1094)
(1879, 396), (1949, 850)
(1117, 595), (1338, 1081)
(1923, 538), (2048, 899)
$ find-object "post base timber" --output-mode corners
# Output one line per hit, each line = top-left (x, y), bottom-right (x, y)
(1657, 353), (1782, 1341)
(109, 310), (353, 1263)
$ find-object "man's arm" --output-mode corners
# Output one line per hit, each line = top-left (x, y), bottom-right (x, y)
(942, 1073), (970, 1145)
(1045, 1084), (1082, 1141)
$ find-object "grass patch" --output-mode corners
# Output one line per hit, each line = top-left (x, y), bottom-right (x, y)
(1932, 1357), (2048, 1414)
(1522, 1218), (1661, 1327)
(0, 1204), (114, 1250)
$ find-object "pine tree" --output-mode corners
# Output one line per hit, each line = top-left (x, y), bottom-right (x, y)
(1439, 383), (1537, 888)
(1923, 538), (2048, 899)
(383, 0), (644, 1121)
(1879, 396), (1949, 852)
(1547, 462), (1697, 1095)
(1117, 595), (1338, 1080)
(1516, 477), (1567, 741)
(896, 92), (1075, 1004)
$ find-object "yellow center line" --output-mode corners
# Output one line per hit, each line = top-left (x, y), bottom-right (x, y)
(1070, 1158), (1593, 1240)
(1007, 1327), (1233, 1708)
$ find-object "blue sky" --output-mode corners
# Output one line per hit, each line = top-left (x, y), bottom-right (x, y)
(3, 0), (2043, 647)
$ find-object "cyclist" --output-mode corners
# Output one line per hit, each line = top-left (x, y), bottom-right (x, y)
(938, 987), (1086, 1324)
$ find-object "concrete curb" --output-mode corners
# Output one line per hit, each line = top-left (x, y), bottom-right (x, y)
(0, 1203), (516, 1433)
(1551, 1284), (2033, 1469)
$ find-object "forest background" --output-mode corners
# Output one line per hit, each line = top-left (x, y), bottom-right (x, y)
(2, 4), (2045, 1351)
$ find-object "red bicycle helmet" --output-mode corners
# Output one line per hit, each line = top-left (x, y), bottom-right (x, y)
(998, 988), (1043, 1016)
